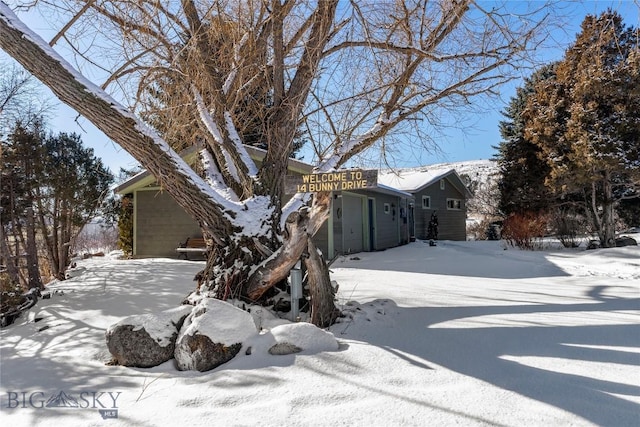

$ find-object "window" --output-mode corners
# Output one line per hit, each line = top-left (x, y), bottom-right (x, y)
(440, 179), (445, 190)
(384, 203), (390, 214)
(421, 196), (431, 209)
(447, 198), (462, 210)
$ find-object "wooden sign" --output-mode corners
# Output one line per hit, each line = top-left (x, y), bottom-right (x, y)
(285, 169), (378, 194)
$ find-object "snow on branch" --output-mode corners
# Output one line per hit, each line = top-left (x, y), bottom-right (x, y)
(199, 149), (240, 202)
(280, 193), (312, 231)
(224, 111), (259, 178)
(193, 87), (259, 183)
(0, 5), (245, 221)
(223, 33), (249, 96)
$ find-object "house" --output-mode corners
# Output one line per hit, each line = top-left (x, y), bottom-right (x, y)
(314, 184), (414, 258)
(378, 167), (472, 241)
(114, 147), (413, 258)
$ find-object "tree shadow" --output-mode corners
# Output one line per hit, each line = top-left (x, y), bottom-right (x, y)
(333, 289), (640, 426)
(334, 241), (572, 279)
(0, 257), (204, 424)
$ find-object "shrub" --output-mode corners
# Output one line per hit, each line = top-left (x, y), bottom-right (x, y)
(467, 217), (501, 241)
(551, 209), (586, 248)
(74, 223), (118, 255)
(502, 212), (547, 250)
(1, 273), (25, 327)
(117, 194), (134, 257)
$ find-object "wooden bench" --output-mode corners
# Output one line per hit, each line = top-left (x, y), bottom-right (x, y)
(176, 237), (208, 260)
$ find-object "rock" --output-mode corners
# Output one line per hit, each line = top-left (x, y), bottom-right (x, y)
(174, 298), (257, 372)
(616, 236), (637, 247)
(269, 323), (339, 354)
(175, 334), (242, 371)
(268, 342), (302, 355)
(105, 305), (192, 368)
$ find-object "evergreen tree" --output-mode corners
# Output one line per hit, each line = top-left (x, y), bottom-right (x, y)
(0, 119), (46, 289)
(34, 132), (114, 278)
(2, 122), (114, 280)
(524, 11), (640, 247)
(496, 64), (556, 216)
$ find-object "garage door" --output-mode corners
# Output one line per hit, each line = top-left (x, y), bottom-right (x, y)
(342, 194), (363, 253)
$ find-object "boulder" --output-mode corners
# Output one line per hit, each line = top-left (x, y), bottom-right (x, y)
(174, 298), (257, 372)
(268, 342), (302, 355)
(106, 305), (192, 368)
(616, 236), (637, 247)
(267, 323), (339, 355)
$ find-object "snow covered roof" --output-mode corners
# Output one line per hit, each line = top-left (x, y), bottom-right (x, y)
(378, 166), (472, 197)
(114, 145), (413, 199)
(114, 144), (313, 194)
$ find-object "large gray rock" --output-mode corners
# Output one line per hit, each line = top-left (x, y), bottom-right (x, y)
(174, 298), (257, 372)
(106, 305), (192, 368)
(267, 323), (339, 355)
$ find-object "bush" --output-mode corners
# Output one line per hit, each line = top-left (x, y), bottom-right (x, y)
(117, 194), (134, 257)
(467, 218), (501, 241)
(502, 212), (547, 250)
(467, 219), (489, 240)
(74, 223), (118, 255)
(551, 209), (587, 248)
(1, 273), (25, 327)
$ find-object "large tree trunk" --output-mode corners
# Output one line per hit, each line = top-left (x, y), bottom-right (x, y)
(304, 238), (340, 328)
(0, 225), (21, 286)
(600, 173), (616, 248)
(587, 176), (617, 248)
(24, 206), (43, 290)
(244, 193), (332, 300)
(191, 191), (340, 327)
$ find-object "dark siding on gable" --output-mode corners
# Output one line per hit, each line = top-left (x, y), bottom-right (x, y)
(414, 179), (467, 241)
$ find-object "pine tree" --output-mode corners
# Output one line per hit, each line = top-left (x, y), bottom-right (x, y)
(1, 119), (46, 289)
(2, 122), (113, 281)
(496, 64), (556, 216)
(524, 11), (640, 247)
(35, 132), (114, 278)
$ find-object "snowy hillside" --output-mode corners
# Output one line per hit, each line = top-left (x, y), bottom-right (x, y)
(1, 241), (638, 426)
(381, 159), (500, 220)
(380, 159), (498, 185)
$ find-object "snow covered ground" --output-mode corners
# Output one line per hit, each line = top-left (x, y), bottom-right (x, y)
(1, 240), (638, 426)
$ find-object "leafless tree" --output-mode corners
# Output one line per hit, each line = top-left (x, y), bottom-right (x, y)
(0, 62), (48, 290)
(0, 60), (50, 132)
(1, 0), (560, 326)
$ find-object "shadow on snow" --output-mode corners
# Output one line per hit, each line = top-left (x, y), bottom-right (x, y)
(333, 290), (639, 426)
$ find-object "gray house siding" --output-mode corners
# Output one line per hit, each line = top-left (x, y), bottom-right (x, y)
(315, 190), (410, 258)
(341, 193), (365, 254)
(367, 192), (400, 251)
(314, 218), (330, 258)
(414, 178), (467, 241)
(134, 189), (201, 257)
(117, 149), (414, 258)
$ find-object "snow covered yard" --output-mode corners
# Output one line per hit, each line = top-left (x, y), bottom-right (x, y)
(0, 241), (638, 426)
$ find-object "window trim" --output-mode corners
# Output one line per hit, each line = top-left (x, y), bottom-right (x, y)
(446, 198), (462, 210)
(421, 196), (431, 209)
(440, 179), (445, 190)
